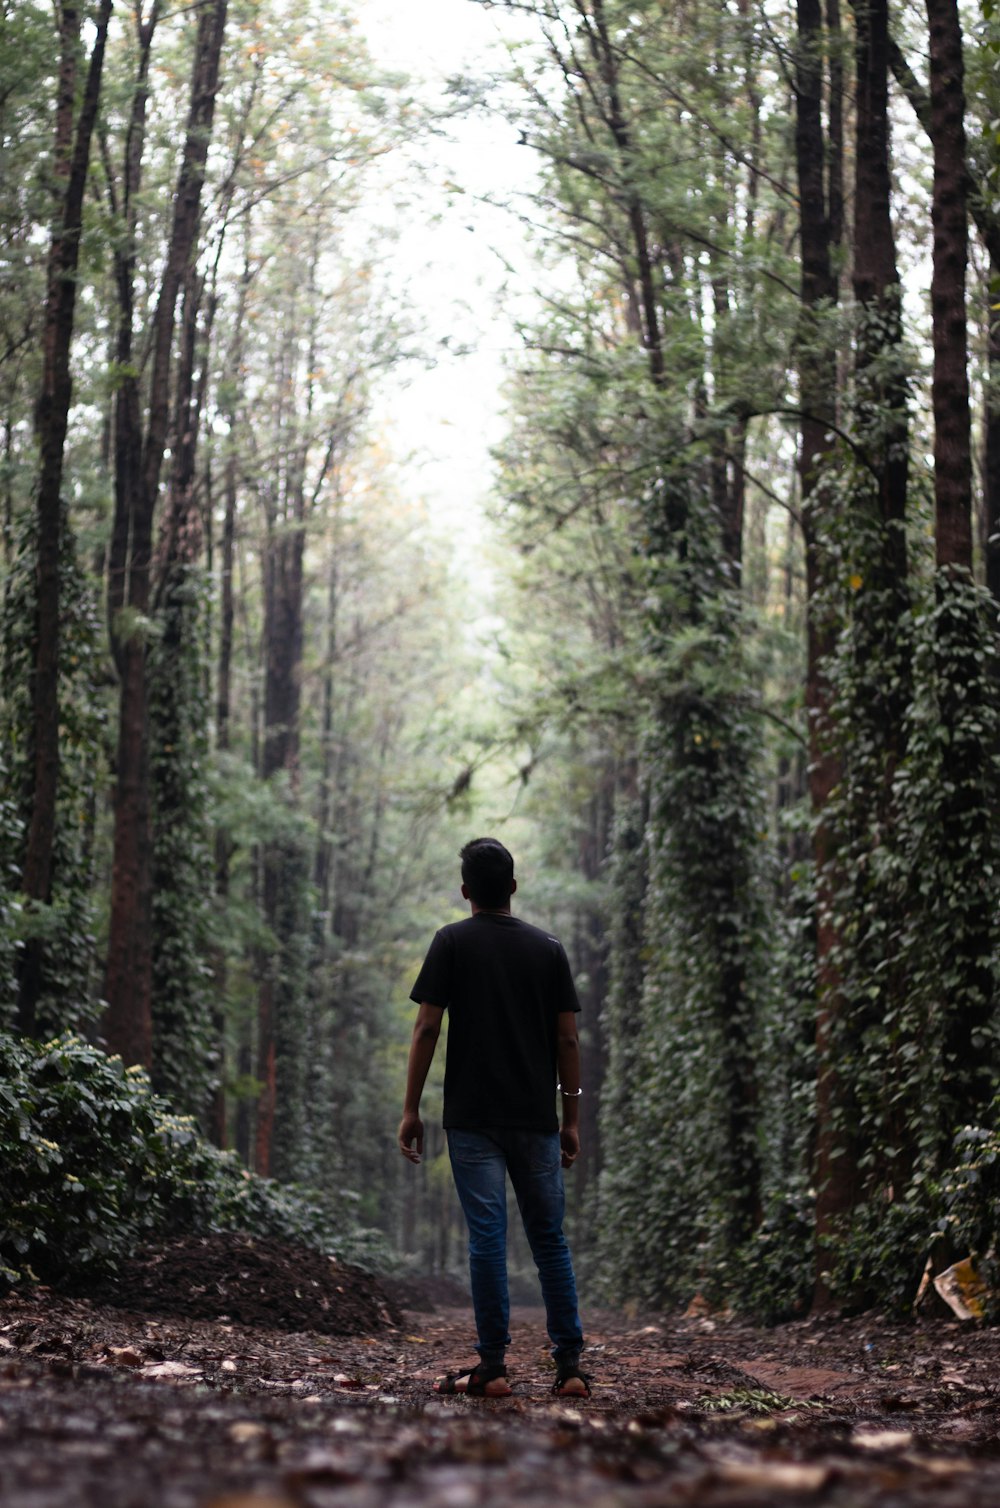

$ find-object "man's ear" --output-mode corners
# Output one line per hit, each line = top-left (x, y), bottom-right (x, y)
(461, 882), (469, 900)
(510, 877), (517, 897)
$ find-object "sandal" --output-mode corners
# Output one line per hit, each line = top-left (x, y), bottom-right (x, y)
(553, 1366), (592, 1399)
(434, 1363), (512, 1397)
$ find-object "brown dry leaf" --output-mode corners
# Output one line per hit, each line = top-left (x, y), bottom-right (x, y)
(852, 1428), (914, 1450)
(142, 1360), (201, 1379)
(916, 1456), (976, 1477)
(715, 1461), (831, 1492)
(227, 1421), (270, 1445)
(104, 1346), (142, 1368)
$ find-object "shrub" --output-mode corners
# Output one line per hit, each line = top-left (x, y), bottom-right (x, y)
(0, 1032), (387, 1289)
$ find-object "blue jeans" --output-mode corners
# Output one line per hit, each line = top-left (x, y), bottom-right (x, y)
(447, 1127), (584, 1369)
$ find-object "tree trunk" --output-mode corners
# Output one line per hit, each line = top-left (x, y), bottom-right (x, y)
(924, 0), (994, 1147)
(825, 0), (845, 260)
(18, 0), (112, 1033)
(793, 0), (846, 1310)
(254, 485), (306, 1175)
(853, 0), (908, 556)
(105, 0), (228, 1064)
(987, 264), (1000, 605)
(925, 0), (972, 571)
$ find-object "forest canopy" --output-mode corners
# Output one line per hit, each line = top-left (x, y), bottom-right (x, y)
(2, 0), (1000, 1322)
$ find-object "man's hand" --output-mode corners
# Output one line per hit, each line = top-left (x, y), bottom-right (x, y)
(560, 1126), (580, 1169)
(398, 1111), (424, 1163)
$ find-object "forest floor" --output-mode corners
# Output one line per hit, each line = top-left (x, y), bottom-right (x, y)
(3, 1234), (1000, 1507)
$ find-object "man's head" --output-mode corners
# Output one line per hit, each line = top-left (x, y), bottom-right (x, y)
(460, 837), (516, 911)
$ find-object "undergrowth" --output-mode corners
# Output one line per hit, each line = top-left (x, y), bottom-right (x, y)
(0, 1031), (388, 1290)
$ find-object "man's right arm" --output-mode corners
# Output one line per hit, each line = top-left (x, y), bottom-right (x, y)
(398, 1002), (444, 1163)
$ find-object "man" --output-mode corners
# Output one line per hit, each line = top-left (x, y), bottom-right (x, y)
(398, 837), (589, 1399)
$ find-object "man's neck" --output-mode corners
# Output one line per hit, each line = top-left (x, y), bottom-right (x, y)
(470, 902), (511, 917)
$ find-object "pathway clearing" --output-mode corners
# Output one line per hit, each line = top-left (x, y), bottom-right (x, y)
(3, 1287), (1000, 1506)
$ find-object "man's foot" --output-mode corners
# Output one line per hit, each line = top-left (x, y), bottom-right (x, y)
(553, 1365), (592, 1398)
(434, 1363), (512, 1397)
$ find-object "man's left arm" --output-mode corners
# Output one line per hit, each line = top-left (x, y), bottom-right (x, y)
(556, 1010), (581, 1169)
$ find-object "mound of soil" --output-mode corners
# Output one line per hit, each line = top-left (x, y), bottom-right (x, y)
(83, 1231), (402, 1335)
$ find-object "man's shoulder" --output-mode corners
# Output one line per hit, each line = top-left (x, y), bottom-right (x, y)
(434, 918), (473, 940)
(435, 915), (566, 952)
(510, 916), (565, 949)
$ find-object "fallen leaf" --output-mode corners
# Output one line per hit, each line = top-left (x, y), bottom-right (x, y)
(227, 1421), (270, 1445)
(917, 1456), (975, 1477)
(715, 1462), (831, 1491)
(852, 1428), (914, 1450)
(104, 1347), (142, 1368)
(142, 1360), (201, 1379)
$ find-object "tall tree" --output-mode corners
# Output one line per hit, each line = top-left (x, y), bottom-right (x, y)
(792, 0), (844, 1306)
(104, 0), (228, 1067)
(18, 0), (112, 1031)
(926, 0), (972, 572)
(922, 0), (998, 1150)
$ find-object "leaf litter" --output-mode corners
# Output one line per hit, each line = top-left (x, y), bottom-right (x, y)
(4, 1236), (1000, 1506)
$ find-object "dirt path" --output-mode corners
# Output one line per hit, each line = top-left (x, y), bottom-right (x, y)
(4, 1287), (1000, 1507)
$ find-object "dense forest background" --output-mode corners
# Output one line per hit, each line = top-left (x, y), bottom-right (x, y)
(3, 0), (1000, 1321)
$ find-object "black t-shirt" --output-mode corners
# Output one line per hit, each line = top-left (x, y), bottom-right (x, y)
(409, 912), (581, 1132)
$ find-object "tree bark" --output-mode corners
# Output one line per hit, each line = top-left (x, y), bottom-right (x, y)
(925, 0), (972, 571)
(793, 0), (846, 1310)
(105, 0), (229, 1064)
(986, 265), (1000, 605)
(852, 0), (908, 557)
(18, 0), (112, 1033)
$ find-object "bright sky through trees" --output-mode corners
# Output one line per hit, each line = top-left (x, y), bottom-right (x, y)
(360, 0), (538, 563)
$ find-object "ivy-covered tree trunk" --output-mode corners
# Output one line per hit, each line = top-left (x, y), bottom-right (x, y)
(926, 0), (971, 574)
(105, 0), (228, 1066)
(594, 780), (649, 1296)
(148, 265), (215, 1118)
(922, 0), (998, 1146)
(19, 0), (112, 1032)
(793, 0), (846, 1308)
(987, 265), (1000, 607)
(852, 0), (908, 571)
(254, 487), (307, 1178)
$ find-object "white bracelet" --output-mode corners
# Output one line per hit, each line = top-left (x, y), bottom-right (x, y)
(558, 1084), (583, 1097)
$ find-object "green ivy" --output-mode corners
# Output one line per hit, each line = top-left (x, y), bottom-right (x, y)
(0, 1030), (385, 1290)
(816, 539), (1000, 1307)
(596, 456), (772, 1308)
(0, 504), (106, 1033)
(148, 563), (216, 1121)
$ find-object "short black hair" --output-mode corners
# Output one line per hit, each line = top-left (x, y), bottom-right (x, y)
(460, 837), (515, 909)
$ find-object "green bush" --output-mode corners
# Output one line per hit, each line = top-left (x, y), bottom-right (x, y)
(729, 1194), (815, 1325)
(0, 1031), (387, 1289)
